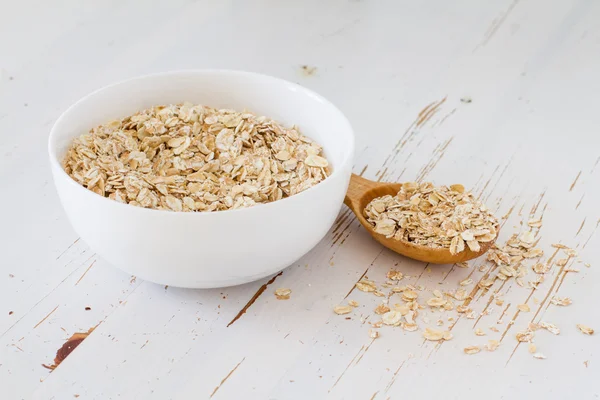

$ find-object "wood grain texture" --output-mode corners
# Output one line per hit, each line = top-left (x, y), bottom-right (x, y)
(1, 0), (599, 399)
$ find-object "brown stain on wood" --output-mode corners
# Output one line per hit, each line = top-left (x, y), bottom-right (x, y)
(384, 357), (409, 393)
(462, 264), (496, 308)
(33, 305), (59, 329)
(440, 263), (457, 282)
(553, 267), (572, 297)
(575, 194), (585, 210)
(529, 191), (546, 215)
(582, 218), (600, 249)
(355, 338), (376, 364)
(498, 303), (511, 321)
(576, 218), (586, 236)
(416, 97), (446, 127)
(343, 268), (371, 300)
(330, 340), (374, 392)
(55, 237), (81, 260)
(332, 212), (352, 236)
(332, 216), (357, 246)
(569, 171), (582, 191)
(478, 0), (520, 48)
(502, 203), (516, 221)
(376, 167), (389, 182)
(359, 165), (369, 177)
(42, 327), (95, 371)
(391, 96), (448, 165)
(477, 165), (501, 200)
(471, 290), (500, 329)
(540, 202), (549, 218)
(591, 156), (600, 173)
(227, 272), (282, 327)
(210, 357), (245, 398)
(483, 155), (516, 204)
(438, 108), (457, 126)
(416, 137), (454, 182)
(75, 260), (96, 285)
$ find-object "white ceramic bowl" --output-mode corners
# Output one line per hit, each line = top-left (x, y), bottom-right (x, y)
(48, 70), (354, 288)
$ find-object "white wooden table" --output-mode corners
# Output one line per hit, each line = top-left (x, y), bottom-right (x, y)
(2, 1), (599, 398)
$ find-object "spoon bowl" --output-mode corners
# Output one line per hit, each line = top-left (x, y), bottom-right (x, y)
(344, 174), (496, 264)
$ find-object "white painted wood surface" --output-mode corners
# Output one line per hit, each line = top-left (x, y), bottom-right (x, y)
(1, 0), (599, 398)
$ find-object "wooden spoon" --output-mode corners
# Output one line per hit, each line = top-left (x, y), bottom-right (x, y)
(344, 174), (496, 264)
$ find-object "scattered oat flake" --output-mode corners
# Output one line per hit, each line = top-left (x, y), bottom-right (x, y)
(356, 280), (376, 292)
(528, 343), (537, 354)
(528, 218), (542, 228)
(452, 288), (468, 300)
(577, 324), (594, 335)
(423, 328), (452, 341)
(368, 329), (380, 339)
(564, 266), (580, 273)
(517, 304), (530, 312)
(532, 353), (546, 360)
(479, 279), (494, 288)
(394, 304), (410, 315)
(402, 290), (418, 301)
(564, 248), (577, 257)
(495, 298), (504, 306)
(524, 248), (544, 258)
(334, 305), (353, 315)
(456, 262), (469, 268)
(459, 278), (473, 286)
(382, 311), (402, 326)
(540, 321), (560, 335)
(550, 296), (572, 306)
(348, 300), (359, 307)
(552, 243), (569, 249)
(374, 304), (391, 315)
(486, 340), (500, 351)
(427, 297), (446, 307)
(456, 305), (470, 313)
(516, 331), (534, 342)
(519, 231), (535, 244)
(500, 265), (517, 277)
(274, 288), (291, 300)
(532, 262), (551, 274)
(474, 328), (486, 336)
(464, 346), (481, 355)
(556, 258), (568, 267)
(386, 270), (404, 281)
(402, 322), (419, 332)
(489, 327), (499, 333)
(584, 263), (591, 267)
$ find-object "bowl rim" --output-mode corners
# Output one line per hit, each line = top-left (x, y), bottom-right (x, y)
(48, 69), (355, 218)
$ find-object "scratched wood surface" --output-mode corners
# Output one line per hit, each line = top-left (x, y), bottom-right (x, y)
(1, 0), (599, 399)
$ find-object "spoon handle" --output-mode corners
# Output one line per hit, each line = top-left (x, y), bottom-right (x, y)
(344, 174), (381, 213)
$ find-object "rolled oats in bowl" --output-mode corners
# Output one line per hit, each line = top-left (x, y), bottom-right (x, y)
(363, 182), (499, 254)
(63, 103), (330, 212)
